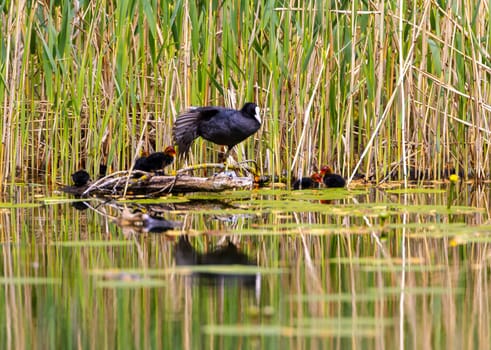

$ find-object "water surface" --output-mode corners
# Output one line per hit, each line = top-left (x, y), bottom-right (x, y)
(1, 182), (490, 349)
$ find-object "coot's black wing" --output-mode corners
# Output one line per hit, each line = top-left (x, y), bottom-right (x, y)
(195, 106), (223, 121)
(173, 109), (202, 155)
(173, 106), (227, 154)
(198, 108), (260, 148)
(173, 104), (260, 155)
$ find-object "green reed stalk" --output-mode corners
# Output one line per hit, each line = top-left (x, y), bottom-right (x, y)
(1, 0), (491, 188)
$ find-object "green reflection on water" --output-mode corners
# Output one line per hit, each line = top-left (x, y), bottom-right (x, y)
(0, 183), (490, 349)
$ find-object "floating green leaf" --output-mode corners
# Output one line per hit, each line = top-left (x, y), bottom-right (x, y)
(202, 324), (378, 337)
(96, 279), (166, 288)
(118, 196), (190, 204)
(51, 241), (135, 247)
(386, 188), (446, 194)
(0, 202), (42, 208)
(0, 277), (61, 285)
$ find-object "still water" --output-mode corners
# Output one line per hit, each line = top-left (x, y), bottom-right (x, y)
(1, 182), (490, 349)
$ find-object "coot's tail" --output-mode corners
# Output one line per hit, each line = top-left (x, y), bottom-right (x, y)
(172, 108), (200, 156)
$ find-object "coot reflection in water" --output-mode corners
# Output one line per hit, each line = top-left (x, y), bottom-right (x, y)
(114, 210), (180, 236)
(174, 236), (260, 288)
(71, 200), (90, 211)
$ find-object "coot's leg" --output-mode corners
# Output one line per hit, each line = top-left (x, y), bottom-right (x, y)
(218, 148), (259, 176)
(217, 147), (232, 164)
(217, 147), (233, 172)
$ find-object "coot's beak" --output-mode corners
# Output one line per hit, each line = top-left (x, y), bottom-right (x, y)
(254, 106), (261, 124)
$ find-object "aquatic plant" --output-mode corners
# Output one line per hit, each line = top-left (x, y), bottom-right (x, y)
(0, 1), (490, 189)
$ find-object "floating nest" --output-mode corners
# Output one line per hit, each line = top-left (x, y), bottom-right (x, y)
(61, 163), (257, 198)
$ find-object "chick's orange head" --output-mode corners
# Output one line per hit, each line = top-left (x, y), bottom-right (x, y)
(320, 166), (333, 176)
(164, 146), (177, 156)
(311, 173), (323, 183)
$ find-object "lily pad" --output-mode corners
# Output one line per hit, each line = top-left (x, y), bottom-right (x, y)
(290, 294), (385, 302)
(39, 196), (89, 205)
(369, 286), (464, 295)
(187, 190), (255, 201)
(385, 188), (446, 194)
(295, 317), (394, 327)
(0, 202), (42, 208)
(118, 196), (189, 204)
(0, 277), (61, 285)
(96, 279), (166, 288)
(202, 324), (378, 337)
(90, 268), (172, 277)
(51, 240), (135, 247)
(171, 265), (286, 275)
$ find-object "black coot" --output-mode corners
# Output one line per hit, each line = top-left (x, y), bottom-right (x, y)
(173, 102), (261, 159)
(292, 173), (322, 190)
(134, 146), (176, 173)
(71, 170), (91, 187)
(71, 164), (107, 187)
(98, 164), (107, 179)
(320, 166), (346, 188)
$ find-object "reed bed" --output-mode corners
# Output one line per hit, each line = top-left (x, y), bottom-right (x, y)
(1, 0), (490, 189)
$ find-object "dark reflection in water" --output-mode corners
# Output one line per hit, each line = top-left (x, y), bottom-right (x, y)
(71, 198), (90, 211)
(2, 183), (491, 349)
(175, 235), (260, 289)
(141, 214), (179, 233)
(114, 210), (180, 236)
